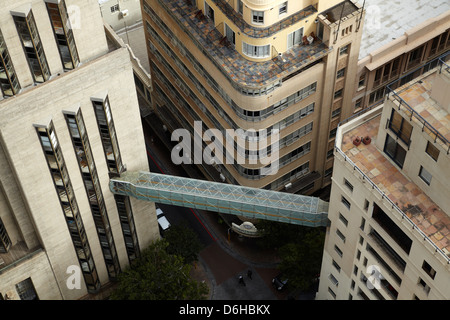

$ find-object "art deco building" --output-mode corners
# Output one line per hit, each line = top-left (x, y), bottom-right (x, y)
(317, 57), (450, 300)
(142, 0), (365, 194)
(0, 0), (159, 300)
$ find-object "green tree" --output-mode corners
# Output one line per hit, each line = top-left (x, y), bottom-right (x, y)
(165, 223), (203, 265)
(256, 221), (325, 291)
(110, 240), (208, 300)
(278, 228), (325, 291)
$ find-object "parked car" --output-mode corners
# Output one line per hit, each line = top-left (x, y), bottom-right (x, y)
(272, 273), (288, 291)
(156, 208), (171, 233)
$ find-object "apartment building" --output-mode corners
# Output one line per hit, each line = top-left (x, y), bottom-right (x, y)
(317, 58), (450, 300)
(0, 0), (159, 300)
(142, 0), (365, 194)
(353, 2), (450, 112)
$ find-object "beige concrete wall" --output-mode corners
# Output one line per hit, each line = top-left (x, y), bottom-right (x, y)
(0, 250), (63, 300)
(0, 47), (159, 299)
(318, 105), (450, 300)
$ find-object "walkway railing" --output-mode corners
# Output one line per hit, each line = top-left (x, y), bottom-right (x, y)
(110, 171), (329, 227)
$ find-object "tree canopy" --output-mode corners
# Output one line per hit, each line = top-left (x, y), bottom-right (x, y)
(109, 239), (208, 300)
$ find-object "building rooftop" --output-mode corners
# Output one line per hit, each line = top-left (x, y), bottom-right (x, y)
(339, 65), (450, 259)
(390, 64), (450, 152)
(341, 113), (450, 257)
(156, 0), (331, 89)
(356, 0), (450, 60)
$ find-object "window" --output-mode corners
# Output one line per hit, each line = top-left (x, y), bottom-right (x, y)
(418, 278), (430, 295)
(337, 68), (345, 79)
(334, 245), (343, 257)
(388, 109), (413, 145)
(15, 278), (38, 300)
(252, 10), (264, 24)
(279, 2), (288, 15)
(0, 29), (20, 97)
(339, 212), (348, 226)
(332, 260), (341, 272)
(114, 194), (140, 264)
(419, 166), (432, 185)
(425, 141), (439, 161)
(13, 10), (51, 83)
(243, 43), (270, 58)
(355, 98), (363, 110)
(45, 0), (79, 70)
(422, 261), (436, 280)
(334, 89), (343, 99)
(91, 94), (124, 175)
(341, 196), (351, 209)
(238, 0), (243, 14)
(328, 287), (336, 299)
(339, 44), (349, 55)
(329, 128), (337, 139)
(225, 23), (235, 45)
(205, 1), (215, 23)
(111, 4), (120, 13)
(384, 134), (407, 168)
(358, 74), (366, 88)
(35, 122), (100, 292)
(64, 110), (120, 279)
(332, 108), (341, 118)
(0, 217), (11, 253)
(336, 229), (346, 242)
(344, 178), (353, 192)
(360, 218), (366, 231)
(287, 28), (303, 49)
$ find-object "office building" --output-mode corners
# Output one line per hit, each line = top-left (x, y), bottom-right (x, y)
(0, 0), (159, 300)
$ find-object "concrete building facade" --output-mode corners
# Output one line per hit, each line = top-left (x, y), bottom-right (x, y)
(142, 0), (366, 194)
(317, 59), (450, 300)
(0, 0), (159, 300)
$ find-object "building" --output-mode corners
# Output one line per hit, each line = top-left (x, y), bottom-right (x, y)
(142, 0), (366, 194)
(0, 0), (159, 300)
(353, 0), (450, 112)
(98, 0), (143, 31)
(317, 57), (450, 300)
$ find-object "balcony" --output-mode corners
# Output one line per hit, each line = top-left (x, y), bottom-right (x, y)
(152, 0), (330, 89)
(209, 0), (317, 38)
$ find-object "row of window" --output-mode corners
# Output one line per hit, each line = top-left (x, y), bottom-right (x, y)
(34, 94), (139, 292)
(0, 0), (78, 99)
(328, 176), (440, 299)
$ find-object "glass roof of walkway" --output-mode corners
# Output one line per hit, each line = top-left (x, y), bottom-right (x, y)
(110, 171), (329, 227)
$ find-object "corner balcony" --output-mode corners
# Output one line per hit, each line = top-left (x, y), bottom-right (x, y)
(154, 0), (331, 89)
(209, 0), (318, 38)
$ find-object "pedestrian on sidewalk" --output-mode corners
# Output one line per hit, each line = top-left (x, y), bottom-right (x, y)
(247, 269), (252, 280)
(238, 275), (246, 286)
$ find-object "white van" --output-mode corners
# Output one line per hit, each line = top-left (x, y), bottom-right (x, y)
(156, 208), (171, 232)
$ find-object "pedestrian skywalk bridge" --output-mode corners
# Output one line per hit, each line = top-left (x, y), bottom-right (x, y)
(110, 171), (329, 228)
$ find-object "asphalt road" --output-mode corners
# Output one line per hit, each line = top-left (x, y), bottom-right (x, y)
(143, 120), (217, 247)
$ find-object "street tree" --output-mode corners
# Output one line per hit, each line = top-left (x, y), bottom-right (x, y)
(109, 239), (208, 300)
